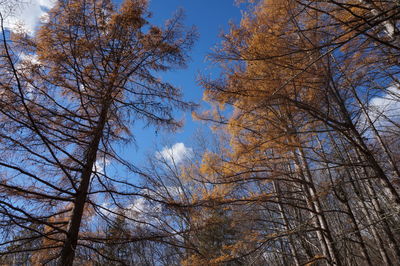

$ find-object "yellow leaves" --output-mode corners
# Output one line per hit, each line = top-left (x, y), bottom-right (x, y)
(111, 0), (147, 31)
(201, 2), (335, 169)
(182, 255), (218, 266)
(179, 163), (198, 183)
(209, 254), (233, 265)
(199, 151), (221, 176)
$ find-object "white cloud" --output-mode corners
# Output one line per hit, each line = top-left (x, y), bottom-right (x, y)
(0, 0), (55, 34)
(93, 158), (110, 176)
(156, 142), (193, 165)
(16, 53), (41, 71)
(98, 197), (154, 221)
(20, 53), (40, 65)
(368, 86), (400, 130)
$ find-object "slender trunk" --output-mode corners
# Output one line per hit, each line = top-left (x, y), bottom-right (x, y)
(295, 147), (342, 266)
(284, 115), (340, 265)
(294, 206), (315, 261)
(357, 199), (391, 265)
(344, 199), (373, 266)
(331, 133), (392, 265)
(317, 136), (372, 265)
(350, 83), (400, 179)
(351, 147), (400, 263)
(344, 149), (392, 265)
(273, 180), (301, 266)
(328, 74), (400, 207)
(58, 100), (110, 265)
(291, 152), (334, 265)
(362, 177), (400, 264)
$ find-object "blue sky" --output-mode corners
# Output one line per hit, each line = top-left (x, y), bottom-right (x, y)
(1, 0), (245, 165)
(125, 0), (246, 163)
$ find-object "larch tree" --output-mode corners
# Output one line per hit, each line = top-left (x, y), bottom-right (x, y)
(138, 133), (257, 266)
(0, 0), (195, 264)
(196, 0), (400, 265)
(133, 0), (400, 264)
(1, 0), (400, 265)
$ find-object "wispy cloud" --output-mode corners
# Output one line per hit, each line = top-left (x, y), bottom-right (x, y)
(0, 0), (55, 34)
(93, 158), (110, 176)
(156, 142), (193, 165)
(368, 86), (400, 130)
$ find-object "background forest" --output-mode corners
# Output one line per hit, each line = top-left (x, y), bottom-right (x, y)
(1, 0), (400, 265)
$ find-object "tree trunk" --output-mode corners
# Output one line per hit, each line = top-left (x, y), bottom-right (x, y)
(295, 147), (342, 266)
(58, 100), (110, 265)
(273, 180), (301, 266)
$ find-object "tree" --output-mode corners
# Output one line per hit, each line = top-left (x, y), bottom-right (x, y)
(196, 0), (400, 264)
(1, 0), (400, 265)
(133, 0), (400, 264)
(0, 0), (195, 264)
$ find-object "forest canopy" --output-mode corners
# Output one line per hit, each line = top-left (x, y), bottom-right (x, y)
(0, 0), (400, 265)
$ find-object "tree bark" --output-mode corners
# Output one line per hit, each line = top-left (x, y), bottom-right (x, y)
(58, 100), (110, 266)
